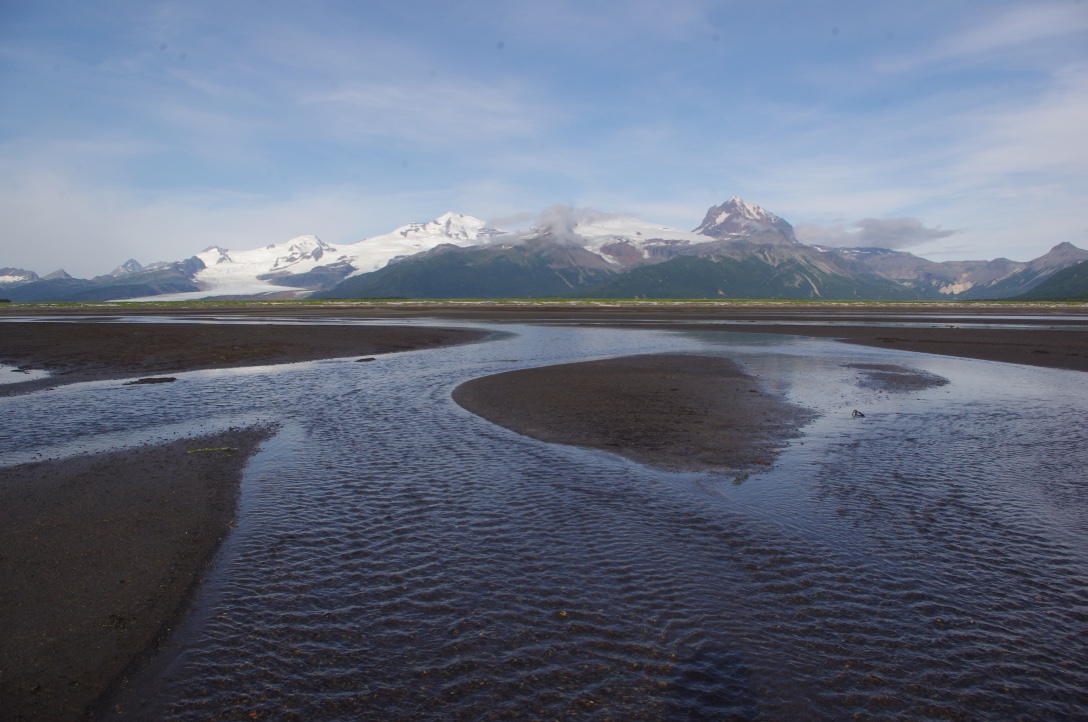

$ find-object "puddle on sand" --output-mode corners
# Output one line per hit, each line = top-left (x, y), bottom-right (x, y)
(2, 321), (1086, 721)
(0, 364), (50, 385)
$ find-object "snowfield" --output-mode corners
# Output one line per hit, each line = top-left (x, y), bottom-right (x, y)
(124, 213), (497, 301)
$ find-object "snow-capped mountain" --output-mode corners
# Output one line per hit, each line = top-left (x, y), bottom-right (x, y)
(693, 196), (796, 238)
(341, 212), (499, 276)
(557, 197), (800, 271)
(0, 268), (73, 293)
(0, 268), (40, 289)
(140, 212), (501, 301)
(5, 200), (1087, 302)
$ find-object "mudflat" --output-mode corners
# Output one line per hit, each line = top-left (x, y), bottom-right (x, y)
(454, 354), (814, 473)
(9, 302), (1083, 371)
(0, 427), (274, 722)
(0, 321), (488, 396)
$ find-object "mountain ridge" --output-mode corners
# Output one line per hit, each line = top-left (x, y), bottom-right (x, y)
(1013, 259), (1088, 301)
(6, 199), (1086, 302)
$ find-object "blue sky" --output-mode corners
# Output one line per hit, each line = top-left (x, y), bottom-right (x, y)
(2, 0), (1086, 276)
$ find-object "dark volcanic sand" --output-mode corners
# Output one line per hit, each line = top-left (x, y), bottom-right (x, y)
(0, 322), (488, 396)
(454, 354), (815, 473)
(0, 427), (274, 722)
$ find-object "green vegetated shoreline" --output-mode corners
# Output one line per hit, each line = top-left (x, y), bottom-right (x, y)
(1, 297), (1086, 313)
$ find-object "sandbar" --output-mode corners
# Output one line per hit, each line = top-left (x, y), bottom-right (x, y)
(0, 321), (488, 396)
(5, 303), (1086, 372)
(454, 354), (814, 473)
(0, 427), (274, 722)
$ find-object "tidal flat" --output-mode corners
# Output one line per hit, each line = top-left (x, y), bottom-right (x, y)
(1, 304), (1086, 720)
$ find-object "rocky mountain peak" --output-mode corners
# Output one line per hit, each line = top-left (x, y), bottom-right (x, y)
(1029, 241), (1088, 272)
(399, 212), (492, 242)
(197, 246), (233, 265)
(693, 197), (795, 238)
(110, 259), (144, 277)
(0, 267), (40, 289)
(1046, 241), (1085, 256)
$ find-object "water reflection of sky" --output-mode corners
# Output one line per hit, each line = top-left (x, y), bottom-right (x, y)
(0, 364), (49, 385)
(701, 318), (1088, 331)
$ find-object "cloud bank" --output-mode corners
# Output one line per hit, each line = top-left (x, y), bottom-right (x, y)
(794, 218), (959, 250)
(488, 205), (621, 245)
(533, 205), (620, 243)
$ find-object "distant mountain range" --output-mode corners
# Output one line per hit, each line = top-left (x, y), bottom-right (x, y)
(4, 197), (1087, 302)
(1014, 260), (1088, 300)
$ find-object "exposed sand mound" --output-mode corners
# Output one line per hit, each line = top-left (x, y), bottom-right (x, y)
(454, 353), (815, 473)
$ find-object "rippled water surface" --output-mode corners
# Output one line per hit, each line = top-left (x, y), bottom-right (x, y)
(2, 320), (1086, 720)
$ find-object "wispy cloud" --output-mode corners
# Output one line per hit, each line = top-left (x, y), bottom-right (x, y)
(943, 3), (1088, 57)
(952, 64), (1088, 179)
(883, 3), (1088, 70)
(302, 80), (544, 144)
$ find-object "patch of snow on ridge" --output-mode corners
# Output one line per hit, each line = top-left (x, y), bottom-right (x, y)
(574, 216), (704, 245)
(197, 246), (233, 265)
(727, 195), (769, 220)
(573, 215), (706, 243)
(568, 215), (705, 263)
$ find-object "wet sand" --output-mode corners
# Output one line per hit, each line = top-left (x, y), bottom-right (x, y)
(0, 427), (274, 722)
(0, 321), (488, 396)
(844, 363), (951, 392)
(455, 354), (815, 473)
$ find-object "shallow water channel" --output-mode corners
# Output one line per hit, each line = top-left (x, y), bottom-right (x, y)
(3, 319), (1087, 720)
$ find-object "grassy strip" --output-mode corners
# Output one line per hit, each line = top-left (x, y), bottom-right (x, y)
(185, 447), (236, 456)
(2, 297), (1086, 313)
